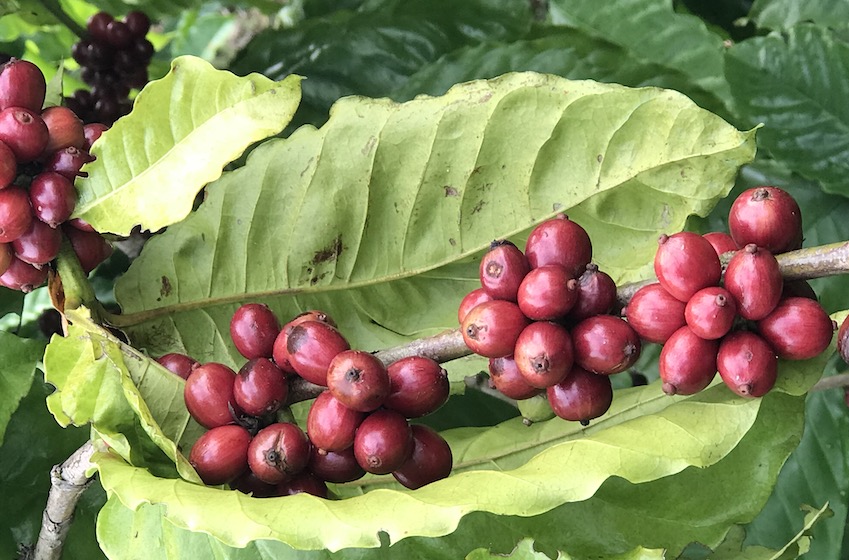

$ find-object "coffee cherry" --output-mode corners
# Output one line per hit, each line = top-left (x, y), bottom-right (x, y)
(233, 358), (288, 417)
(0, 59), (46, 112)
(183, 362), (241, 429)
(63, 225), (113, 273)
(461, 299), (529, 358)
(306, 391), (365, 452)
(105, 20), (133, 49)
(392, 424), (453, 490)
(0, 255), (47, 291)
(276, 472), (328, 498)
(571, 315), (640, 375)
(659, 326), (718, 395)
(479, 240), (530, 301)
(247, 422), (311, 485)
(0, 140), (15, 189)
(230, 303), (280, 360)
(567, 264), (617, 323)
(702, 232), (738, 257)
(0, 107), (49, 162)
(757, 297), (834, 360)
(44, 146), (94, 180)
(717, 331), (778, 398)
(285, 320), (350, 386)
(724, 244), (783, 321)
(124, 11), (151, 38)
(308, 445), (365, 483)
(11, 219), (62, 266)
(488, 355), (543, 400)
(40, 106), (85, 153)
(517, 265), (578, 321)
(326, 350), (390, 412)
(230, 471), (279, 498)
(457, 288), (494, 324)
(729, 186), (802, 254)
(353, 409), (413, 475)
(29, 171), (77, 227)
(654, 232), (721, 302)
(87, 12), (114, 44)
(838, 316), (849, 366)
(524, 214), (592, 276)
(513, 321), (574, 388)
(684, 286), (737, 340)
(272, 310), (336, 373)
(623, 282), (687, 344)
(156, 352), (199, 380)
(188, 424), (251, 486)
(0, 186), (33, 243)
(781, 280), (817, 300)
(385, 356), (449, 418)
(82, 123), (108, 150)
(546, 366), (613, 424)
(0, 242), (10, 277)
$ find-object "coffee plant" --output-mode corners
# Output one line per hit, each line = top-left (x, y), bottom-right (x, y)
(4, 1), (849, 559)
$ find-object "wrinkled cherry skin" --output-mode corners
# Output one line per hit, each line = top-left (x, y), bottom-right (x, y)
(189, 424), (251, 486)
(546, 366), (613, 424)
(0, 186), (33, 243)
(568, 264), (617, 323)
(513, 321), (574, 389)
(247, 422), (311, 485)
(654, 232), (722, 302)
(308, 445), (365, 483)
(272, 310), (336, 373)
(230, 303), (280, 360)
(517, 265), (578, 321)
(717, 331), (778, 398)
(0, 59), (46, 112)
(392, 424), (453, 490)
(457, 288), (495, 324)
(156, 352), (200, 380)
(0, 107), (48, 162)
(0, 255), (47, 291)
(728, 186), (802, 254)
(757, 297), (834, 360)
(306, 391), (365, 452)
(684, 286), (737, 340)
(623, 283), (686, 344)
(283, 320), (349, 385)
(385, 356), (450, 418)
(487, 356), (543, 400)
(479, 240), (530, 301)
(183, 362), (242, 429)
(524, 214), (592, 276)
(326, 350), (390, 412)
(571, 315), (641, 375)
(461, 299), (530, 358)
(353, 409), (413, 475)
(233, 358), (288, 417)
(702, 232), (738, 257)
(659, 326), (719, 395)
(724, 244), (783, 321)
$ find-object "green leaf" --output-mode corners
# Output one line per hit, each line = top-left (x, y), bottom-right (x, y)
(72, 55), (302, 235)
(725, 26), (849, 197)
(548, 0), (732, 110)
(110, 73), (755, 373)
(0, 332), (45, 447)
(465, 538), (664, 559)
(747, 0), (849, 29)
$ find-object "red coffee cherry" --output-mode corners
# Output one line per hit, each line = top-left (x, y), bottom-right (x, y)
(0, 107), (48, 162)
(385, 356), (449, 418)
(247, 422), (311, 485)
(458, 287), (495, 324)
(487, 355), (543, 400)
(233, 357), (288, 417)
(306, 391), (365, 452)
(524, 214), (592, 276)
(724, 244), (783, 321)
(659, 326), (719, 395)
(479, 240), (530, 301)
(272, 310), (336, 373)
(546, 366), (613, 424)
(40, 106), (85, 153)
(392, 424), (453, 490)
(183, 362), (241, 429)
(63, 225), (113, 274)
(307, 445), (365, 484)
(29, 171), (77, 228)
(654, 232), (721, 302)
(189, 424), (251, 486)
(717, 331), (778, 398)
(513, 321), (574, 389)
(276, 472), (328, 498)
(327, 350), (390, 413)
(156, 352), (199, 380)
(12, 219), (62, 265)
(729, 186), (802, 254)
(0, 59), (46, 112)
(757, 297), (835, 360)
(571, 315), (641, 375)
(461, 299), (530, 358)
(285, 320), (350, 386)
(82, 123), (109, 150)
(567, 264), (617, 323)
(43, 146), (94, 180)
(517, 265), (578, 321)
(230, 303), (280, 360)
(0, 255), (47, 292)
(353, 409), (413, 475)
(684, 286), (737, 340)
(0, 140), (15, 189)
(0, 242), (11, 277)
(702, 231), (738, 257)
(623, 282), (686, 344)
(0, 186), (33, 243)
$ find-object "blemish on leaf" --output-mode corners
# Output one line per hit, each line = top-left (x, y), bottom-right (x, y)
(471, 166), (483, 176)
(312, 235), (343, 265)
(449, 238), (456, 246)
(362, 136), (377, 156)
(444, 186), (459, 197)
(479, 91), (493, 103)
(660, 204), (672, 228)
(160, 276), (172, 298)
(471, 200), (487, 214)
(552, 203), (563, 212)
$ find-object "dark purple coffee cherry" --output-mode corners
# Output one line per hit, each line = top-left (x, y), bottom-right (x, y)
(702, 231), (738, 257)
(353, 409), (413, 475)
(0, 255), (47, 291)
(40, 106), (85, 153)
(276, 472), (328, 498)
(87, 12), (114, 43)
(230, 303), (280, 360)
(729, 186), (802, 254)
(156, 352), (199, 380)
(392, 424), (453, 490)
(0, 186), (33, 243)
(724, 244), (783, 321)
(285, 320), (350, 386)
(457, 287), (495, 324)
(12, 219), (61, 265)
(0, 59), (46, 112)
(517, 265), (578, 321)
(757, 297), (835, 360)
(567, 264), (617, 323)
(0, 140), (15, 189)
(44, 146), (94, 180)
(546, 366), (613, 424)
(105, 20), (133, 49)
(524, 214), (592, 276)
(479, 240), (530, 301)
(571, 315), (641, 375)
(247, 422), (311, 485)
(717, 331), (778, 398)
(654, 232), (721, 302)
(326, 350), (390, 412)
(308, 445), (365, 483)
(189, 424), (251, 486)
(29, 171), (77, 227)
(0, 107), (49, 162)
(781, 280), (817, 300)
(233, 357), (288, 417)
(63, 225), (113, 274)
(488, 355), (543, 400)
(461, 299), (530, 359)
(659, 326), (718, 395)
(124, 11), (151, 38)
(622, 283), (686, 344)
(385, 356), (449, 418)
(230, 471), (280, 498)
(306, 391), (365, 452)
(82, 123), (108, 150)
(684, 286), (737, 340)
(183, 362), (241, 429)
(513, 321), (574, 389)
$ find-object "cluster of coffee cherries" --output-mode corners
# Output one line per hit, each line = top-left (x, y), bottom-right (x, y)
(0, 59), (112, 292)
(159, 305), (453, 497)
(460, 215), (641, 425)
(624, 186), (835, 398)
(66, 10), (154, 125)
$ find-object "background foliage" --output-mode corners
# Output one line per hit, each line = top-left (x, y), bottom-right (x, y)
(2, 0), (849, 558)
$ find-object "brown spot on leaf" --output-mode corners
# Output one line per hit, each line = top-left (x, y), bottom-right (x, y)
(444, 186), (459, 197)
(160, 276), (172, 298)
(312, 235), (343, 265)
(449, 238), (456, 246)
(597, 154), (603, 163)
(471, 200), (486, 214)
